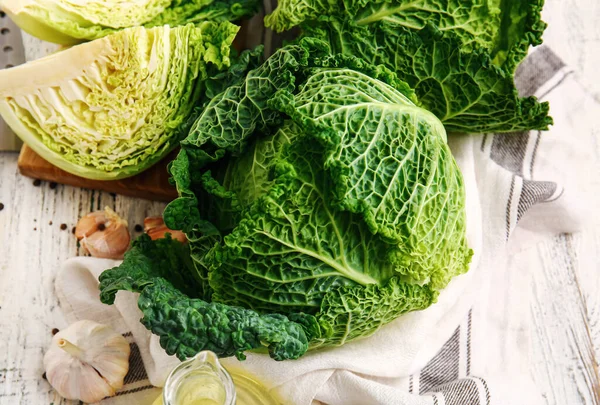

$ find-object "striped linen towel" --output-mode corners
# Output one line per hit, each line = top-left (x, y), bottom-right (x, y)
(54, 44), (596, 405)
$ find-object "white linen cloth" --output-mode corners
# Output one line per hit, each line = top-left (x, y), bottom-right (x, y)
(54, 45), (596, 405)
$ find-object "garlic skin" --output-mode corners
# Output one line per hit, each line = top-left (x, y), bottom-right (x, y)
(76, 207), (130, 259)
(144, 216), (187, 243)
(44, 320), (131, 403)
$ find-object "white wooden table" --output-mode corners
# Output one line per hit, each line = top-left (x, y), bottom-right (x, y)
(0, 0), (599, 403)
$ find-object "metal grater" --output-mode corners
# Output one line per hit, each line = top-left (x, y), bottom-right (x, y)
(0, 12), (25, 151)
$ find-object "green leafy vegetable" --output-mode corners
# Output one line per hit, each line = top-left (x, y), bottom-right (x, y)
(489, 0), (547, 71)
(305, 21), (551, 133)
(0, 23), (238, 180)
(100, 235), (316, 361)
(1, 0), (259, 44)
(265, 0), (551, 133)
(272, 67), (470, 287)
(181, 43), (310, 165)
(99, 234), (203, 303)
(139, 278), (315, 361)
(266, 0), (546, 71)
(266, 0), (502, 52)
(100, 41), (471, 361)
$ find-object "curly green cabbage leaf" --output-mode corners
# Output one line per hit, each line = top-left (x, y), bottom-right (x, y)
(305, 21), (551, 133)
(265, 0), (546, 72)
(0, 0), (259, 44)
(100, 42), (472, 361)
(264, 0), (551, 133)
(0, 23), (238, 180)
(266, 0), (502, 52)
(99, 235), (318, 361)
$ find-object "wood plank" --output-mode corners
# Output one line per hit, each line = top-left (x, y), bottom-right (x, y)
(530, 234), (600, 404)
(575, 230), (600, 381)
(18, 145), (178, 203)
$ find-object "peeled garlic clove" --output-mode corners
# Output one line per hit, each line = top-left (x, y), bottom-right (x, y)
(144, 216), (187, 243)
(43, 320), (130, 403)
(76, 207), (130, 259)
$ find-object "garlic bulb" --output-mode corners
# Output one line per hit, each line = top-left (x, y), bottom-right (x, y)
(144, 216), (187, 243)
(43, 320), (131, 403)
(76, 207), (130, 259)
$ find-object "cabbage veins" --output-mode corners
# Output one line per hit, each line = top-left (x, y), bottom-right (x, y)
(100, 42), (472, 360)
(265, 0), (552, 133)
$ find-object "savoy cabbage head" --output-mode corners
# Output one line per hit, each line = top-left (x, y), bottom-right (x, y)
(99, 40), (472, 361)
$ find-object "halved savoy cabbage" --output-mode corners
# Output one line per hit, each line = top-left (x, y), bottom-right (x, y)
(0, 22), (238, 180)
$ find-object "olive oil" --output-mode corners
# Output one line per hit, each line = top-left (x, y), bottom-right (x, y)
(228, 368), (282, 405)
(153, 351), (282, 405)
(168, 370), (228, 405)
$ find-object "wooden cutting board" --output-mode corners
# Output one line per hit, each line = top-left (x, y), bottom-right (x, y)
(17, 145), (179, 202)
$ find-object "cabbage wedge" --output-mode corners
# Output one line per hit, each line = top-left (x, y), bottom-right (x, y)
(0, 0), (258, 44)
(0, 22), (238, 180)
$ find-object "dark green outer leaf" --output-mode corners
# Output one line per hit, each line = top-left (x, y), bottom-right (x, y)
(99, 235), (320, 361)
(138, 278), (315, 361)
(353, 0), (499, 53)
(99, 234), (207, 303)
(266, 0), (547, 73)
(265, 0), (500, 45)
(182, 44), (309, 157)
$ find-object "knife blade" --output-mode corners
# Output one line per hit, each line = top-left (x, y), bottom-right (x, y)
(0, 13), (26, 152)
